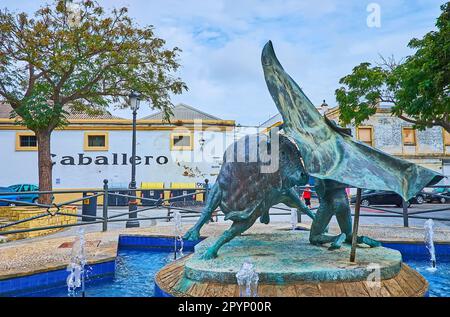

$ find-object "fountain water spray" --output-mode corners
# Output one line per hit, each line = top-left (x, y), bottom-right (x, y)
(290, 208), (298, 231)
(236, 260), (259, 297)
(67, 228), (87, 297)
(173, 210), (184, 260)
(424, 219), (437, 272)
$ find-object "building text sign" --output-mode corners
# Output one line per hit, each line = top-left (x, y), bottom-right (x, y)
(51, 153), (169, 166)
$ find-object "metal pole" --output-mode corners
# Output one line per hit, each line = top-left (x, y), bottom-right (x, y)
(174, 237), (177, 260)
(402, 199), (409, 227)
(81, 272), (86, 297)
(350, 188), (362, 263)
(204, 179), (210, 202)
(126, 108), (140, 228)
(102, 179), (109, 232)
(167, 205), (171, 222)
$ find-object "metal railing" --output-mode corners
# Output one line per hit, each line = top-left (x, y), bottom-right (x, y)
(0, 182), (449, 238)
(0, 180), (209, 237)
(347, 185), (450, 228)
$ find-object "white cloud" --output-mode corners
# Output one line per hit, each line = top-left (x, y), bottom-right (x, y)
(1, 0), (444, 124)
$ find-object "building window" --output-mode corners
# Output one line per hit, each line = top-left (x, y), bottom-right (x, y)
(171, 132), (193, 151)
(444, 129), (450, 146)
(356, 127), (373, 147)
(88, 135), (106, 147)
(84, 132), (109, 151)
(402, 127), (416, 146)
(15, 132), (38, 151)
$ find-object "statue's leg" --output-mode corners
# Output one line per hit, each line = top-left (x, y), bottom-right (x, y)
(285, 188), (316, 220)
(334, 199), (352, 240)
(335, 197), (381, 248)
(357, 236), (382, 247)
(201, 213), (259, 260)
(309, 206), (346, 250)
(183, 183), (222, 241)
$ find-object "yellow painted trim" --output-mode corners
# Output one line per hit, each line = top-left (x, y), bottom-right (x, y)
(68, 118), (235, 125)
(356, 126), (374, 147)
(401, 127), (417, 146)
(170, 183), (197, 189)
(262, 121), (283, 134)
(0, 118), (235, 126)
(141, 182), (164, 189)
(401, 127), (418, 155)
(324, 106), (340, 118)
(15, 131), (38, 151)
(138, 119), (235, 126)
(170, 132), (194, 151)
(83, 132), (109, 151)
(395, 153), (450, 159)
(169, 183), (203, 202)
(324, 105), (392, 119)
(443, 128), (450, 149)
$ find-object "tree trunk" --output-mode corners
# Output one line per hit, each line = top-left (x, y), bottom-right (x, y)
(441, 122), (450, 134)
(36, 130), (53, 204)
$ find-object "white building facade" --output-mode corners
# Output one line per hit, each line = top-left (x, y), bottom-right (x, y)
(0, 103), (259, 192)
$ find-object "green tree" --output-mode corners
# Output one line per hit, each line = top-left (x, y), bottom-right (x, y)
(0, 0), (187, 203)
(335, 3), (449, 133)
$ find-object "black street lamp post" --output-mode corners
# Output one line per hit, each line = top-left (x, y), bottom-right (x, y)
(126, 91), (141, 228)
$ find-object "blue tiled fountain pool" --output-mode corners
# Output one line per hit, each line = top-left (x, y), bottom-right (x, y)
(384, 242), (450, 297)
(22, 249), (179, 297)
(0, 235), (197, 297)
(405, 260), (450, 297)
(1, 237), (449, 297)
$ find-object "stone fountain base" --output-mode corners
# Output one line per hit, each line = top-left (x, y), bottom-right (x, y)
(155, 232), (428, 297)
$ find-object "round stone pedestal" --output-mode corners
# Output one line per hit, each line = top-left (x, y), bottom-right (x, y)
(155, 232), (428, 297)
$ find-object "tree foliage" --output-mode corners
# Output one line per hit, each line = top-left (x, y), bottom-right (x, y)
(335, 3), (449, 132)
(0, 0), (188, 202)
(0, 0), (188, 131)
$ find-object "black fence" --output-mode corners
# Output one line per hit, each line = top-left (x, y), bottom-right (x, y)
(0, 181), (449, 238)
(0, 180), (209, 237)
(296, 185), (450, 228)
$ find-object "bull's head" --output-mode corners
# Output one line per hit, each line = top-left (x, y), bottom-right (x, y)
(278, 134), (309, 188)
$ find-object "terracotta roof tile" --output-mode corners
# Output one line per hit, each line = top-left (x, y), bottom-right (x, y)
(142, 103), (222, 121)
(0, 102), (124, 120)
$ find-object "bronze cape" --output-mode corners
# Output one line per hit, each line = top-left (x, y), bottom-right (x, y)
(262, 41), (443, 200)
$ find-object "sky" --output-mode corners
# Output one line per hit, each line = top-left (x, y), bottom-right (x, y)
(0, 0), (445, 125)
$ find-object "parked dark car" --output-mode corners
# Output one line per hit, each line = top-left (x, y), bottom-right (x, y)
(411, 191), (428, 205)
(350, 190), (413, 208)
(426, 187), (450, 204)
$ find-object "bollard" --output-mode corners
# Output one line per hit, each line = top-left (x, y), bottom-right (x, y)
(82, 191), (98, 222)
(102, 180), (109, 232)
(204, 179), (210, 203)
(402, 199), (409, 228)
(167, 205), (171, 222)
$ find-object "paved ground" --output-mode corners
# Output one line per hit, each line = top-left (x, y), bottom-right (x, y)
(1, 201), (449, 281)
(0, 222), (295, 279)
(4, 201), (449, 245)
(78, 200), (450, 231)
